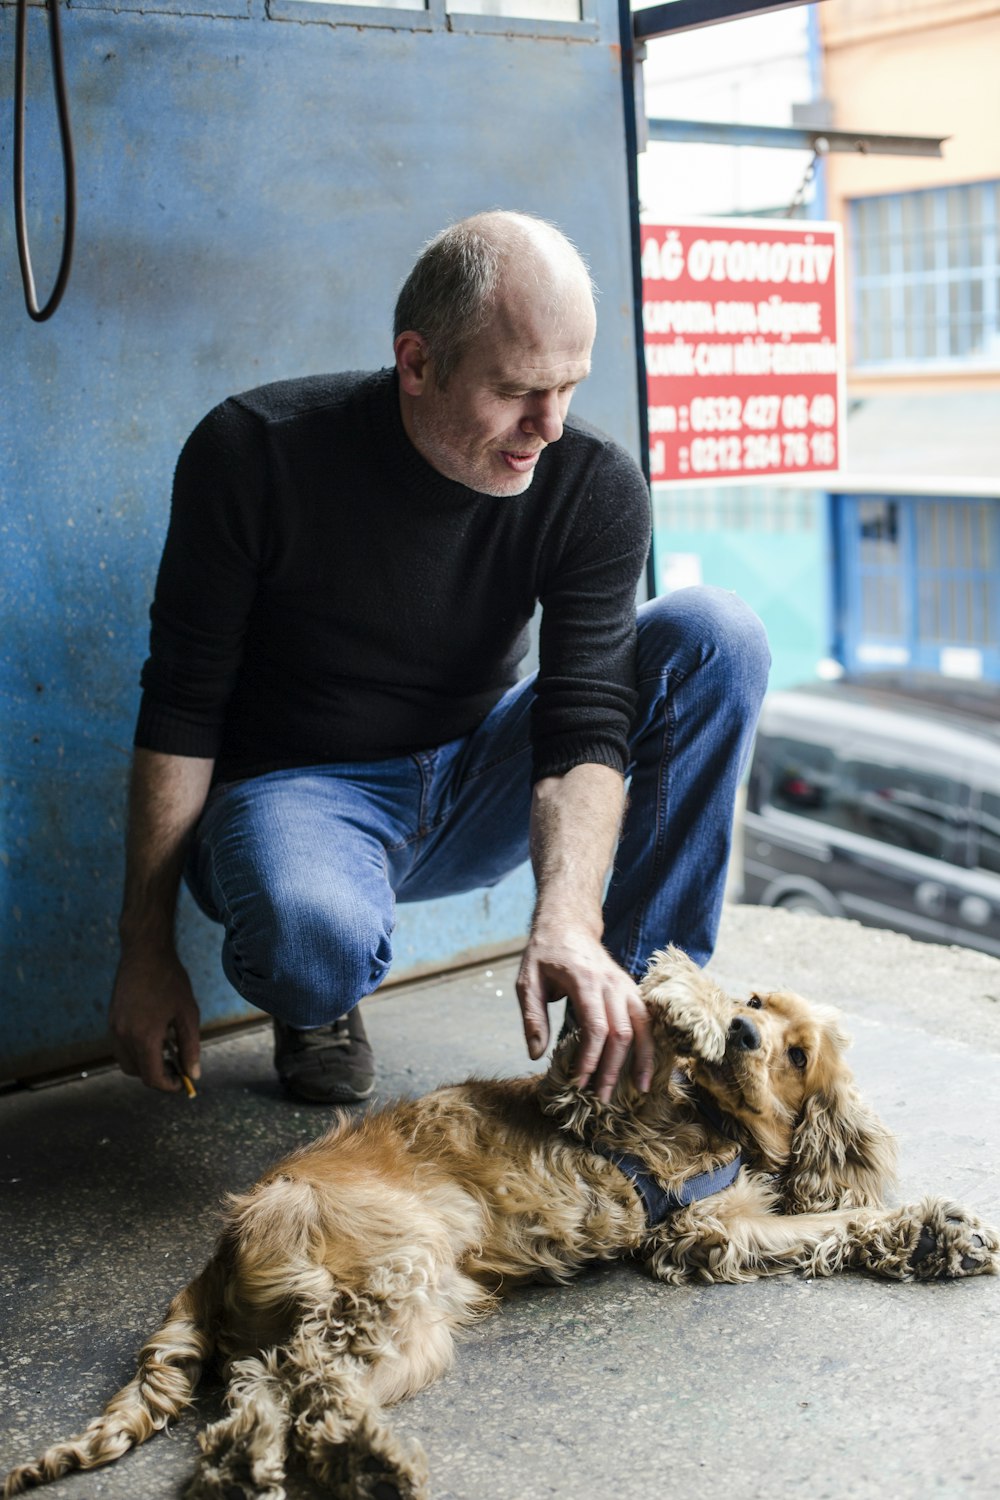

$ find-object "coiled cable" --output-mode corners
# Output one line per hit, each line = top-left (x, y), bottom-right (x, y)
(13, 0), (76, 322)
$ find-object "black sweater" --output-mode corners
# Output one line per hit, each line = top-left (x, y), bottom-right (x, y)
(135, 369), (651, 785)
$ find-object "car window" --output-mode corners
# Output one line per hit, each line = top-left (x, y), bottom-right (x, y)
(760, 736), (838, 821)
(973, 790), (1000, 876)
(758, 728), (968, 863)
(839, 758), (964, 860)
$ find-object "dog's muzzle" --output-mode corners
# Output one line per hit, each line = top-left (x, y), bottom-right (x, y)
(727, 1016), (761, 1052)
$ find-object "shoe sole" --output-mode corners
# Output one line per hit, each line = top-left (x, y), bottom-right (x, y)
(278, 1075), (375, 1105)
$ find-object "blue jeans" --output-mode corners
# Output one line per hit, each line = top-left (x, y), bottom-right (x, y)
(186, 588), (770, 1028)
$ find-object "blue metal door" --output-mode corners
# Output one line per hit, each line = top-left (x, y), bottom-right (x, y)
(1, 0), (644, 1077)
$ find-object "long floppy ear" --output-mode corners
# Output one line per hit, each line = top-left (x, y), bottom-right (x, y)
(779, 1078), (897, 1212)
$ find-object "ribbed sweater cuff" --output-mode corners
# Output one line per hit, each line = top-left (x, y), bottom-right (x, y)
(531, 737), (628, 784)
(134, 697), (223, 760)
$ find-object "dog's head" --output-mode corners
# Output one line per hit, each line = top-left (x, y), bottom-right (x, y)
(641, 948), (897, 1210)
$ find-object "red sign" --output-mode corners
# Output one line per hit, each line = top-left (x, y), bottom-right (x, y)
(641, 219), (845, 484)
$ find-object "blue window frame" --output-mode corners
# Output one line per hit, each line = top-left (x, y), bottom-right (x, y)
(849, 181), (1000, 367)
(835, 493), (1000, 680)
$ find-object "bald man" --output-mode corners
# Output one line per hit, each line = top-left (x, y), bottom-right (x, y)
(110, 211), (769, 1106)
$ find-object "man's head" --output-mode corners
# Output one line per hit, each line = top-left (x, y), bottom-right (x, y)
(394, 211), (597, 497)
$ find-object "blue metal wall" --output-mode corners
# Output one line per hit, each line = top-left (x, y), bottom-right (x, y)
(0, 0), (641, 1076)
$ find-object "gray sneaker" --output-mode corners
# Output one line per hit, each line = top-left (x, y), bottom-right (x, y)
(273, 1008), (375, 1104)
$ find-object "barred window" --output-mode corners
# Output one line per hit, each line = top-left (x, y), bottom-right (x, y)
(447, 0), (579, 16)
(652, 484), (817, 534)
(850, 182), (1000, 366)
(276, 0), (584, 24)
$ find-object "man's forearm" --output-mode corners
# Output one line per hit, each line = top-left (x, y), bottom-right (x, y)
(119, 748), (215, 950)
(529, 762), (626, 935)
(518, 763), (652, 1100)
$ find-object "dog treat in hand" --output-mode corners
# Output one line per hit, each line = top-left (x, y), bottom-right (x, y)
(164, 1037), (197, 1099)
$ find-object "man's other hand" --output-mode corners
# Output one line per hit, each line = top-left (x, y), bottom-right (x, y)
(109, 949), (202, 1093)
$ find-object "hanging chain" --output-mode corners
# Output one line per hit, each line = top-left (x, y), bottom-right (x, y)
(785, 137), (829, 219)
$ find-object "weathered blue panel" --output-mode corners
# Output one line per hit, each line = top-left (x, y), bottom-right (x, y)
(0, 0), (640, 1076)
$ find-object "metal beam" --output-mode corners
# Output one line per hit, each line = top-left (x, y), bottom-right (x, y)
(617, 0), (655, 597)
(646, 117), (948, 158)
(634, 0), (818, 43)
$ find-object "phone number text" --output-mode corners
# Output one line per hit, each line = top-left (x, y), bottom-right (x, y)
(678, 431), (836, 474)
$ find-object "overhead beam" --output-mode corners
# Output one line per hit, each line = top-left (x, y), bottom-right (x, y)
(645, 117), (948, 158)
(633, 0), (819, 43)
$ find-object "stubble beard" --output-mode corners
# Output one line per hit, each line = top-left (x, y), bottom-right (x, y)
(411, 407), (538, 498)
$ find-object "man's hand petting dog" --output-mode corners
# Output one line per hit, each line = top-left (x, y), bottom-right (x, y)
(516, 924), (654, 1102)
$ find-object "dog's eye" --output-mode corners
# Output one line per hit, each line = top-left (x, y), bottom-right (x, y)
(788, 1046), (808, 1070)
(746, 996), (763, 1010)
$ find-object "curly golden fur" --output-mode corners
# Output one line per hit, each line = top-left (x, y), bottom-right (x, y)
(5, 947), (997, 1500)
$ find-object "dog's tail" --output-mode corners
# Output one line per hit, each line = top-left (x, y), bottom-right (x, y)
(3, 1258), (222, 1497)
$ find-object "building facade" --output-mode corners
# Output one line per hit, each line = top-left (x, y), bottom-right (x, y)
(641, 0), (1000, 689)
(821, 0), (1000, 682)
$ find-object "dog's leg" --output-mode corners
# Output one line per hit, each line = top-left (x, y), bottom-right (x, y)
(282, 1303), (431, 1500)
(645, 1194), (999, 1284)
(186, 1353), (291, 1500)
(643, 1199), (864, 1284)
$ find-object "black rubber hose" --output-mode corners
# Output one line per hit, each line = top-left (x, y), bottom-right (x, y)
(13, 0), (76, 322)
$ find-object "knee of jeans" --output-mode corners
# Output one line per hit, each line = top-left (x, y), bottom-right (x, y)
(221, 888), (392, 1026)
(639, 586), (771, 704)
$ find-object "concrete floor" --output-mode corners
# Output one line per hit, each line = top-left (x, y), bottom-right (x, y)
(2, 904), (999, 1500)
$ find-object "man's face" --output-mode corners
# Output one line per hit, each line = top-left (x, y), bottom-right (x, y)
(399, 287), (596, 497)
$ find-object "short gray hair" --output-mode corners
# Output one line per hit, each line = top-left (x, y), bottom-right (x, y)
(393, 212), (593, 387)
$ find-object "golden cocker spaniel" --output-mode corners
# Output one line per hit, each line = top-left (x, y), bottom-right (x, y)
(5, 947), (997, 1500)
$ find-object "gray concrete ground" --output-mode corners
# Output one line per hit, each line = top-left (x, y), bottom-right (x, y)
(2, 904), (999, 1500)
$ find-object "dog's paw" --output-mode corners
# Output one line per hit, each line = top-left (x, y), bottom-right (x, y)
(188, 1464), (286, 1500)
(641, 948), (731, 1063)
(188, 1470), (284, 1500)
(855, 1199), (1000, 1281)
(651, 984), (728, 1063)
(907, 1199), (999, 1281)
(350, 1445), (429, 1500)
(665, 1002), (728, 1064)
(189, 1417), (288, 1500)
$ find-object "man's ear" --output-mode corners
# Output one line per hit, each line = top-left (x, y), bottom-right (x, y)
(395, 330), (432, 396)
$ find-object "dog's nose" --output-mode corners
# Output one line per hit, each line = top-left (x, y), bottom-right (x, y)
(727, 1015), (761, 1052)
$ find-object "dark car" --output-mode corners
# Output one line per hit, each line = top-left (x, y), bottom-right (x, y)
(741, 675), (1000, 957)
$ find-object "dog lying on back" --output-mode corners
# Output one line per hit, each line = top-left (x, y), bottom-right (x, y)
(5, 947), (997, 1500)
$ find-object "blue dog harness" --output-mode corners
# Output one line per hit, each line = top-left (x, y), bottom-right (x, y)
(594, 1145), (742, 1226)
(591, 1083), (742, 1226)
